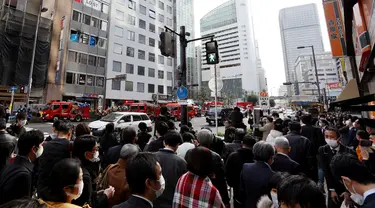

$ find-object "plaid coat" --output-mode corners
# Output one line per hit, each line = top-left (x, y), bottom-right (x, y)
(172, 171), (225, 208)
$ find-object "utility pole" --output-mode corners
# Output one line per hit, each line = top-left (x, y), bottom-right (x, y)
(311, 46), (322, 103)
(179, 26), (188, 125)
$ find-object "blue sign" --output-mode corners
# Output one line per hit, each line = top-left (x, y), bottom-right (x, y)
(177, 86), (188, 100)
(89, 36), (96, 46)
(9, 86), (17, 91)
(70, 34), (79, 42)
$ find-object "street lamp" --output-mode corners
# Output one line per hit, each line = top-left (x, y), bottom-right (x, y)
(297, 45), (322, 102)
(26, 3), (48, 106)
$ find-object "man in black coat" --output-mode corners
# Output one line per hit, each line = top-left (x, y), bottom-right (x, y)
(6, 112), (27, 138)
(144, 121), (169, 152)
(319, 127), (356, 208)
(330, 154), (375, 208)
(271, 136), (300, 174)
(226, 135), (256, 208)
(0, 130), (44, 204)
(239, 141), (275, 208)
(222, 128), (246, 162)
(0, 119), (16, 173)
(230, 107), (244, 129)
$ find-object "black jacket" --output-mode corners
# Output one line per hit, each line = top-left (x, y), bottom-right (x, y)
(271, 153), (300, 174)
(230, 111), (243, 125)
(113, 195), (152, 208)
(104, 145), (122, 168)
(137, 132), (152, 151)
(154, 149), (187, 208)
(225, 148), (254, 198)
(0, 156), (34, 204)
(0, 131), (17, 173)
(144, 137), (164, 152)
(209, 149), (229, 205)
(301, 125), (325, 157)
(6, 124), (26, 138)
(240, 161), (274, 208)
(339, 126), (350, 146)
(100, 133), (119, 154)
(362, 193), (375, 208)
(285, 132), (312, 177)
(222, 140), (242, 162)
(318, 144), (356, 195)
(37, 138), (72, 193)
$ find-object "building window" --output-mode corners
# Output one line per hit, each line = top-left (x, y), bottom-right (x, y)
(100, 21), (108, 31)
(158, 55), (164, 65)
(113, 43), (123, 54)
(87, 75), (94, 86)
(112, 80), (121, 90)
(102, 4), (109, 13)
(72, 10), (81, 22)
(96, 77), (104, 87)
(166, 18), (172, 26)
(149, 23), (155, 33)
(79, 53), (88, 64)
(140, 5), (146, 15)
(149, 9), (156, 19)
(158, 70), (164, 79)
(116, 10), (124, 21)
(138, 50), (145, 60)
(148, 84), (154, 93)
(139, 34), (146, 44)
(78, 74), (86, 85)
(113, 61), (122, 72)
(66, 72), (75, 84)
(91, 17), (99, 28)
(148, 68), (155, 77)
(128, 0), (136, 10)
(88, 55), (96, 66)
(137, 82), (145, 92)
(167, 5), (172, 14)
(83, 14), (91, 25)
(167, 86), (172, 94)
(139, 19), (146, 29)
(128, 15), (136, 25)
(125, 81), (133, 91)
(149, 38), (155, 47)
(158, 85), (164, 94)
(167, 72), (172, 80)
(126, 47), (135, 57)
(80, 33), (89, 44)
(138, 66), (145, 76)
(148, 53), (155, 62)
(158, 14), (164, 23)
(126, 63), (134, 74)
(127, 30), (135, 41)
(167, 58), (172, 66)
(97, 57), (105, 67)
(114, 26), (123, 37)
(158, 1), (164, 10)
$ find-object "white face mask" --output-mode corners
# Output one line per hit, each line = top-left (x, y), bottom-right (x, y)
(325, 139), (339, 148)
(343, 179), (364, 206)
(66, 181), (84, 200)
(35, 146), (43, 158)
(88, 151), (100, 163)
(153, 175), (165, 198)
(270, 191), (278, 207)
(19, 120), (27, 126)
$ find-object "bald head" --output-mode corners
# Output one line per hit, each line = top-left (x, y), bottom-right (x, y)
(274, 136), (290, 154)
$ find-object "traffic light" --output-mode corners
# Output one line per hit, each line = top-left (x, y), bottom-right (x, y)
(20, 86), (25, 93)
(159, 31), (174, 57)
(205, 40), (219, 64)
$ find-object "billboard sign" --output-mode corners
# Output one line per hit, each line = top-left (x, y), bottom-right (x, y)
(83, 0), (101, 11)
(328, 82), (342, 89)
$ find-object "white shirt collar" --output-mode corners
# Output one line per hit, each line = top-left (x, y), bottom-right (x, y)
(132, 194), (153, 207)
(363, 188), (375, 201)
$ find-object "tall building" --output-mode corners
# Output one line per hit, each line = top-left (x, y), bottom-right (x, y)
(255, 41), (267, 92)
(195, 46), (202, 89)
(279, 3), (324, 96)
(105, 0), (175, 104)
(200, 0), (258, 99)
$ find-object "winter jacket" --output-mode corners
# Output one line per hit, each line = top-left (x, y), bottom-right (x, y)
(0, 131), (17, 173)
(266, 130), (283, 146)
(259, 123), (274, 141)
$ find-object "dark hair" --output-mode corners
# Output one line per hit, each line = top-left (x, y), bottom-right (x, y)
(73, 135), (97, 162)
(40, 158), (81, 203)
(182, 132), (195, 143)
(180, 125), (190, 134)
(330, 154), (375, 184)
(288, 122), (301, 132)
(320, 119), (329, 127)
(351, 116), (359, 123)
(266, 117), (273, 123)
(120, 126), (137, 145)
(224, 127), (236, 143)
(278, 175), (326, 208)
(234, 107), (240, 112)
(18, 130), (44, 156)
(138, 122), (148, 131)
(272, 113), (279, 118)
(75, 123), (91, 138)
(0, 198), (47, 208)
(253, 141), (275, 162)
(274, 120), (284, 132)
(0, 118), (6, 130)
(269, 172), (290, 190)
(126, 152), (159, 194)
(357, 130), (370, 140)
(16, 112), (27, 121)
(325, 126), (341, 138)
(160, 106), (168, 114)
(167, 120), (176, 130)
(301, 114), (312, 125)
(187, 122), (192, 128)
(356, 118), (365, 128)
(156, 121), (169, 136)
(186, 147), (213, 177)
(52, 120), (61, 129)
(243, 135), (256, 148)
(105, 123), (115, 134)
(164, 131), (183, 147)
(56, 120), (73, 134)
(235, 128), (246, 141)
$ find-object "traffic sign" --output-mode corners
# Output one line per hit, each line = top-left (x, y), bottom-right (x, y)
(208, 78), (223, 92)
(177, 86), (188, 100)
(259, 91), (269, 108)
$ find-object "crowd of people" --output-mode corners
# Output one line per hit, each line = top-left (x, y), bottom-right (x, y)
(0, 107), (375, 208)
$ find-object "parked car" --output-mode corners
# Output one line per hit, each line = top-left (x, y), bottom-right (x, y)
(206, 107), (233, 126)
(88, 112), (152, 135)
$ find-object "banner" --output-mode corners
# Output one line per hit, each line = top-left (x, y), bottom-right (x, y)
(328, 82), (342, 89)
(83, 0), (101, 11)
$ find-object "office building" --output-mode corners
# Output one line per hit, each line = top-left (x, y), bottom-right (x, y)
(294, 52), (342, 98)
(195, 46), (202, 89)
(200, 0), (258, 99)
(278, 85), (288, 96)
(279, 3), (324, 96)
(105, 0), (175, 104)
(255, 41), (267, 92)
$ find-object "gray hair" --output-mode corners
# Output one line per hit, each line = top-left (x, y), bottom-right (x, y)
(253, 141), (275, 162)
(120, 144), (140, 161)
(197, 129), (214, 147)
(274, 136), (290, 150)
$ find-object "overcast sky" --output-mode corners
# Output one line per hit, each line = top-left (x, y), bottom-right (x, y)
(194, 0), (331, 96)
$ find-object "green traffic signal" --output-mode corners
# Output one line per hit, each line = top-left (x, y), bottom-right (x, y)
(208, 53), (216, 63)
(205, 40), (219, 65)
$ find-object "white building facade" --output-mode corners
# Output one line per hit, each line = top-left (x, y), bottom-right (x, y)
(200, 0), (258, 98)
(255, 41), (267, 92)
(105, 0), (175, 102)
(279, 3), (324, 96)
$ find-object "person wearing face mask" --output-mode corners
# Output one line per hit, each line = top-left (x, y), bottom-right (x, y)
(114, 153), (164, 208)
(318, 127), (356, 208)
(6, 112), (27, 138)
(330, 154), (375, 208)
(73, 135), (115, 207)
(257, 172), (291, 208)
(39, 158), (84, 208)
(0, 130), (44, 205)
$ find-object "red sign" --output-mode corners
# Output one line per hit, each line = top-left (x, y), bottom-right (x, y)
(75, 0), (82, 2)
(328, 82), (342, 89)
